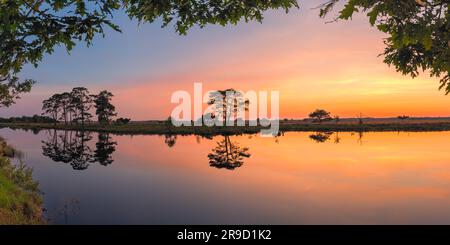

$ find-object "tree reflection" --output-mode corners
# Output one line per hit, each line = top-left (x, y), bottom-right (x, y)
(208, 136), (251, 170)
(164, 134), (177, 148)
(93, 133), (117, 166)
(309, 132), (333, 143)
(42, 130), (117, 170)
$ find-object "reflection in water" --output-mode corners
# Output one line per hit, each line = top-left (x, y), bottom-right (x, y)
(46, 198), (81, 225)
(164, 134), (177, 148)
(94, 133), (117, 166)
(334, 132), (341, 144)
(208, 136), (251, 170)
(42, 130), (117, 170)
(7, 128), (450, 224)
(309, 132), (333, 143)
(308, 131), (363, 144)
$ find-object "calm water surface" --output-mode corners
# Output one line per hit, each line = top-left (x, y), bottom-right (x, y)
(2, 128), (450, 225)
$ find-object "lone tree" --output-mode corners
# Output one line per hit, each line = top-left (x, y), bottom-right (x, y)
(309, 109), (333, 123)
(94, 90), (117, 124)
(207, 89), (250, 123)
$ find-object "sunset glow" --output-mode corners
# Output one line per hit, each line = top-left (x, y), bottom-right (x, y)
(1, 1), (448, 120)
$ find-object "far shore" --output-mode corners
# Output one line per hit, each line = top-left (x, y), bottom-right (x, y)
(2, 117), (450, 136)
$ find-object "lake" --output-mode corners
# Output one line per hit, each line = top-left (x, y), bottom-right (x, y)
(2, 128), (450, 225)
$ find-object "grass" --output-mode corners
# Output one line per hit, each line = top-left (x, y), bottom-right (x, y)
(0, 140), (43, 225)
(2, 117), (450, 136)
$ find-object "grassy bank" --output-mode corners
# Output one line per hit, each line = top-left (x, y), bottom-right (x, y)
(2, 118), (450, 136)
(0, 139), (43, 225)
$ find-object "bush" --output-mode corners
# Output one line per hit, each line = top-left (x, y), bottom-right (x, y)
(0, 115), (57, 124)
(115, 118), (131, 125)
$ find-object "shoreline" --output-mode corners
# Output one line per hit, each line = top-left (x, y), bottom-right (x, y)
(2, 120), (450, 136)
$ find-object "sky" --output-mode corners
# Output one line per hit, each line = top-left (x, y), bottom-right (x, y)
(1, 1), (449, 120)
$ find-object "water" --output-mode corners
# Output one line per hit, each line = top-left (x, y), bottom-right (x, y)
(2, 128), (450, 225)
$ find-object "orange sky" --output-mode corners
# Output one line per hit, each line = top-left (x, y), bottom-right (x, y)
(2, 2), (449, 120)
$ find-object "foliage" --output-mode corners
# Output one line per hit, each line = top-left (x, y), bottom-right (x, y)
(0, 0), (298, 105)
(309, 109), (333, 123)
(0, 0), (448, 110)
(319, 0), (449, 93)
(42, 87), (95, 125)
(207, 89), (250, 123)
(94, 90), (117, 124)
(398, 115), (410, 120)
(115, 117), (131, 125)
(0, 75), (34, 107)
(42, 94), (61, 122)
(70, 87), (93, 125)
(0, 138), (43, 224)
(0, 115), (56, 124)
(0, 0), (298, 76)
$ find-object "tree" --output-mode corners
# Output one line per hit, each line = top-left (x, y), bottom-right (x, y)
(309, 109), (332, 123)
(0, 0), (298, 105)
(94, 90), (117, 124)
(58, 92), (72, 125)
(70, 87), (93, 126)
(319, 0), (449, 93)
(207, 89), (250, 123)
(42, 94), (61, 124)
(0, 75), (34, 107)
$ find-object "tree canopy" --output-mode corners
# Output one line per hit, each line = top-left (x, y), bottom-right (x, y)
(94, 90), (117, 124)
(309, 109), (332, 122)
(0, 0), (298, 77)
(319, 0), (449, 93)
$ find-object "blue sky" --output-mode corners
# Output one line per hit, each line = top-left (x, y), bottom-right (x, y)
(2, 1), (448, 119)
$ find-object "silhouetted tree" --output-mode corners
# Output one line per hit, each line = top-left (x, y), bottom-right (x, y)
(207, 89), (250, 123)
(309, 109), (332, 123)
(70, 87), (93, 126)
(59, 92), (72, 124)
(94, 90), (117, 124)
(42, 94), (61, 124)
